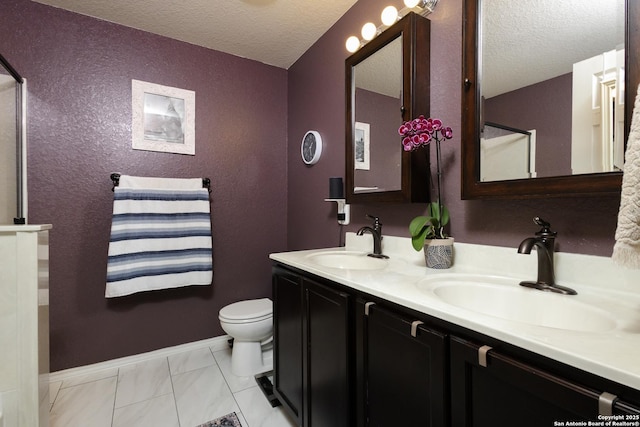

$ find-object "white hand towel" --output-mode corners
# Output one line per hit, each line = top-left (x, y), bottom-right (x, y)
(119, 175), (203, 190)
(106, 175), (212, 297)
(613, 84), (640, 268)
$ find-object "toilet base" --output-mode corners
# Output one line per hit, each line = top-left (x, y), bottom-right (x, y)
(231, 341), (273, 377)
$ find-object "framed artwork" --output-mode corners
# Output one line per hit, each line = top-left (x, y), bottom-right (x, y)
(354, 121), (370, 170)
(132, 79), (195, 155)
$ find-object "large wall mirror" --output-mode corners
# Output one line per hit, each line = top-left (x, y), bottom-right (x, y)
(346, 12), (431, 203)
(462, 0), (640, 198)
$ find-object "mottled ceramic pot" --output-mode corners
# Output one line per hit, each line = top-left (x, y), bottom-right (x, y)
(423, 237), (454, 269)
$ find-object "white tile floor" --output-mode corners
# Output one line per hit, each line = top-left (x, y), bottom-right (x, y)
(49, 345), (297, 427)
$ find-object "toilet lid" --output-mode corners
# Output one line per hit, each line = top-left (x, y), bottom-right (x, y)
(219, 298), (272, 321)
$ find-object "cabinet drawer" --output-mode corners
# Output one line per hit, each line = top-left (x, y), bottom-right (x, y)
(450, 336), (640, 427)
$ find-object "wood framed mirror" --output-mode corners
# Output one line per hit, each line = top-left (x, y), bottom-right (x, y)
(345, 12), (431, 203)
(461, 0), (639, 199)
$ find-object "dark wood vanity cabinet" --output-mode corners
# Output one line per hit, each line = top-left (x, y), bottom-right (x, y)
(273, 267), (304, 425)
(273, 264), (640, 427)
(450, 336), (640, 426)
(355, 299), (448, 427)
(272, 266), (352, 427)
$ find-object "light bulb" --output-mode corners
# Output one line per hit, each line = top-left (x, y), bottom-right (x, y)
(381, 6), (399, 26)
(361, 22), (377, 41)
(346, 36), (360, 53)
(404, 0), (421, 7)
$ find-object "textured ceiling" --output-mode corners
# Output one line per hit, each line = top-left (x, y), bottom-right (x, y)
(355, 37), (403, 98)
(30, 0), (626, 89)
(31, 0), (358, 69)
(483, 0), (625, 98)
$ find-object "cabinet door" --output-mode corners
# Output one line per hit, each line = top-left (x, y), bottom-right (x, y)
(450, 336), (640, 426)
(357, 300), (447, 427)
(304, 279), (352, 427)
(273, 268), (304, 425)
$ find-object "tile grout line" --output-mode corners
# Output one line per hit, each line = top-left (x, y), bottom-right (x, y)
(110, 367), (120, 427)
(210, 346), (251, 427)
(210, 346), (245, 426)
(49, 381), (61, 411)
(167, 356), (182, 427)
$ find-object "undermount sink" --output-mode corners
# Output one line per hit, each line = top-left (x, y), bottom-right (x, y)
(307, 251), (389, 270)
(416, 274), (617, 332)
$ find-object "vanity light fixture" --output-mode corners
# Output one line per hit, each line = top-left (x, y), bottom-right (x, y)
(345, 0), (439, 53)
(346, 36), (361, 52)
(403, 0), (439, 12)
(381, 6), (399, 26)
(361, 22), (378, 41)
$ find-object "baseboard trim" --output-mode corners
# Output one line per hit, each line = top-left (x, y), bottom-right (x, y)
(50, 335), (230, 383)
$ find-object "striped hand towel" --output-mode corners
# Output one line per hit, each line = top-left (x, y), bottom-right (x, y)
(106, 177), (212, 297)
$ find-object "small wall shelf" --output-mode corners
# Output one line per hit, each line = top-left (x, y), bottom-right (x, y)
(325, 199), (350, 225)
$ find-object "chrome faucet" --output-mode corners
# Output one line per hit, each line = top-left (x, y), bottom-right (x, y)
(357, 214), (389, 259)
(517, 217), (576, 295)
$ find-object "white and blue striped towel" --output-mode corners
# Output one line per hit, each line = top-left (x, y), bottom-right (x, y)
(105, 177), (212, 297)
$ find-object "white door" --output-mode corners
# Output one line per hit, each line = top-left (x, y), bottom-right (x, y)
(571, 49), (624, 174)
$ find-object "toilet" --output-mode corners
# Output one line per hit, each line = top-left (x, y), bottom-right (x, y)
(219, 298), (273, 377)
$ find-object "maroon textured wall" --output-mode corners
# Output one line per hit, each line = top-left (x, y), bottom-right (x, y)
(1, 0), (287, 370)
(287, 0), (620, 256)
(485, 73), (573, 177)
(354, 88), (401, 189)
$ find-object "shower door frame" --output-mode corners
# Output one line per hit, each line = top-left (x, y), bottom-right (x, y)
(0, 53), (27, 224)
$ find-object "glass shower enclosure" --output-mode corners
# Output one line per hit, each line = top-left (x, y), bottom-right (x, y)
(0, 52), (27, 225)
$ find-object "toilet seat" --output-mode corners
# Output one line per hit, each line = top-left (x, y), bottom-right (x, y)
(219, 298), (272, 324)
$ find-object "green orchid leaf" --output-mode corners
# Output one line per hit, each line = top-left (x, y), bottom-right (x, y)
(427, 202), (439, 218)
(411, 234), (425, 251)
(409, 215), (436, 251)
(411, 225), (433, 251)
(427, 202), (449, 227)
(440, 205), (450, 227)
(409, 216), (430, 236)
(409, 201), (451, 251)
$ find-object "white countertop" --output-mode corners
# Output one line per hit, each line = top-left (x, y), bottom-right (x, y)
(0, 224), (52, 232)
(270, 232), (640, 391)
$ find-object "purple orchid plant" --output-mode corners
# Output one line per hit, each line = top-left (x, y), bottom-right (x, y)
(398, 115), (454, 250)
